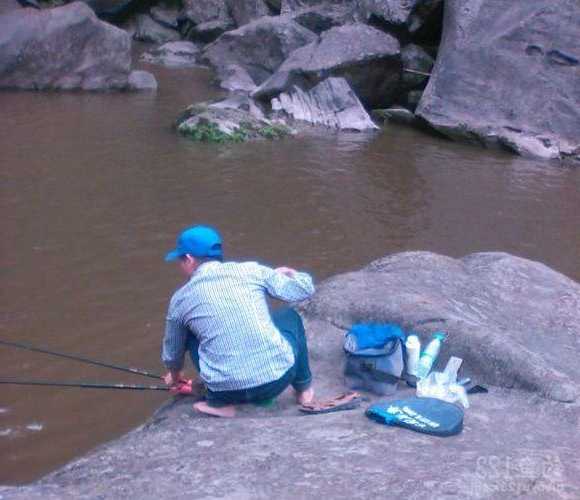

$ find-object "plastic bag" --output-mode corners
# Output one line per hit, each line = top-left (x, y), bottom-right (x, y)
(416, 357), (470, 408)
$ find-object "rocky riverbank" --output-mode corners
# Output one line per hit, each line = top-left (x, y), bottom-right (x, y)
(1, 252), (579, 499)
(2, 1), (578, 160)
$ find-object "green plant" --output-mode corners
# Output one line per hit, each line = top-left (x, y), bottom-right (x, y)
(258, 124), (290, 140)
(181, 122), (249, 143)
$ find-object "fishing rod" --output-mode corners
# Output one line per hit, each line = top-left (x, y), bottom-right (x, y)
(0, 339), (162, 380)
(0, 379), (169, 391)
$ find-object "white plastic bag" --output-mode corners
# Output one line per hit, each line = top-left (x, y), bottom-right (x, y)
(416, 357), (470, 408)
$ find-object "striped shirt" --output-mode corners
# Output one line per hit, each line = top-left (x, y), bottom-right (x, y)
(162, 261), (315, 392)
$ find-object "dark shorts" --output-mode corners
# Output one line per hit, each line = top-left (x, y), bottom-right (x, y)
(187, 307), (313, 407)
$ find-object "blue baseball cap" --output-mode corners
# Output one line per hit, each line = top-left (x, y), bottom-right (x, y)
(165, 225), (223, 262)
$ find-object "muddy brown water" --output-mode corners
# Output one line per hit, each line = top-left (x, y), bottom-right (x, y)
(1, 54), (580, 485)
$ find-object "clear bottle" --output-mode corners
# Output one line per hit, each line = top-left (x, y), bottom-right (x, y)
(416, 332), (446, 379)
(405, 335), (421, 376)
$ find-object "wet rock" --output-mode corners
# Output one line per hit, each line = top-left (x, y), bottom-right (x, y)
(401, 43), (433, 90)
(359, 0), (442, 34)
(215, 64), (258, 93)
(78, 0), (138, 21)
(18, 0), (40, 8)
(0, 0), (23, 15)
(271, 77), (379, 131)
(150, 4), (180, 30)
(0, 2), (132, 90)
(254, 24), (401, 108)
(187, 19), (235, 43)
(416, 0), (580, 162)
(264, 0), (282, 13)
(291, 3), (361, 33)
(281, 0), (350, 13)
(405, 89), (423, 110)
(134, 13), (181, 44)
(176, 100), (292, 143)
(127, 70), (158, 90)
(226, 0), (271, 27)
(305, 251), (580, 403)
(179, 0), (231, 26)
(202, 16), (317, 92)
(373, 106), (417, 125)
(178, 0), (234, 42)
(141, 41), (200, 67)
(208, 93), (268, 120)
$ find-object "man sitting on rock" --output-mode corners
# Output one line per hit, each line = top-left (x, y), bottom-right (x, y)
(162, 225), (316, 418)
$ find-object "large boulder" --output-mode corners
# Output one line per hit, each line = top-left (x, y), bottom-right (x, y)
(78, 0), (139, 20)
(226, 0), (271, 27)
(0, 2), (144, 91)
(400, 43), (434, 90)
(141, 40), (200, 67)
(179, 0), (231, 26)
(149, 3), (180, 30)
(417, 0), (580, 162)
(281, 0), (350, 13)
(305, 252), (580, 403)
(270, 76), (379, 130)
(0, 0), (23, 15)
(254, 24), (402, 108)
(133, 13), (181, 44)
(290, 4), (361, 34)
(358, 0), (442, 34)
(179, 0), (234, 42)
(202, 15), (317, 92)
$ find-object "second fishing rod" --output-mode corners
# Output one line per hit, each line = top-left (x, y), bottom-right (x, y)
(0, 339), (163, 380)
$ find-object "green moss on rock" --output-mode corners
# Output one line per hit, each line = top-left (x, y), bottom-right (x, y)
(177, 107), (291, 144)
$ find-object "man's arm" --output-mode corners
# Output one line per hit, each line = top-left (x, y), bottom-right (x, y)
(161, 318), (189, 384)
(260, 265), (315, 302)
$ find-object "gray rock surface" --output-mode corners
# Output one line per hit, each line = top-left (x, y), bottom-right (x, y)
(178, 0), (235, 42)
(127, 70), (158, 90)
(0, 2), (132, 91)
(416, 0), (580, 162)
(202, 15), (317, 91)
(254, 24), (401, 108)
(226, 0), (271, 27)
(141, 41), (200, 68)
(134, 13), (181, 44)
(0, 0), (22, 15)
(305, 252), (580, 403)
(78, 0), (138, 20)
(373, 106), (417, 125)
(271, 77), (379, 131)
(1, 252), (579, 499)
(292, 4), (361, 33)
(281, 0), (349, 14)
(359, 0), (442, 33)
(150, 4), (180, 30)
(401, 43), (433, 90)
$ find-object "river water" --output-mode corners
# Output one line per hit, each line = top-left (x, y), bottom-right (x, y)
(1, 53), (579, 484)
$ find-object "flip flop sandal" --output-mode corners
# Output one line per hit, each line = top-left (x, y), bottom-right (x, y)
(299, 391), (363, 415)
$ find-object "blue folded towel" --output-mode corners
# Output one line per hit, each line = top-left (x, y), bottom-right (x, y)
(344, 323), (406, 352)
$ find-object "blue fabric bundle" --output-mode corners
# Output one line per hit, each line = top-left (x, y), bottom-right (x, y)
(344, 323), (406, 353)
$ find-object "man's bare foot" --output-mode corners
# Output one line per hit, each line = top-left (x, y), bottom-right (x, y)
(193, 401), (236, 418)
(296, 387), (315, 405)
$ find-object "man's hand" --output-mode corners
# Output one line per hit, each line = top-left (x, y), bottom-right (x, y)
(275, 266), (297, 277)
(163, 370), (184, 386)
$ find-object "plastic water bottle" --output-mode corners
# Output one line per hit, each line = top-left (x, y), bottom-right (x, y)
(416, 332), (446, 379)
(405, 335), (421, 376)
